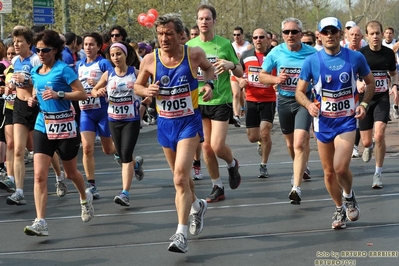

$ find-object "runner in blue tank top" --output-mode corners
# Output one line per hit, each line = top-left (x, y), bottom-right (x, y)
(134, 13), (214, 253)
(296, 17), (375, 230)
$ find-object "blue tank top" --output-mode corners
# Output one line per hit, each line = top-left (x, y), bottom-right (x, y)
(313, 49), (358, 133)
(154, 45), (199, 119)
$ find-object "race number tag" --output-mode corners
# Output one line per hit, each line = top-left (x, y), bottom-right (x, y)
(320, 87), (355, 118)
(156, 84), (194, 118)
(280, 67), (300, 92)
(372, 70), (388, 93)
(197, 56), (218, 81)
(108, 95), (134, 120)
(44, 110), (77, 140)
(247, 66), (266, 88)
(79, 88), (101, 110)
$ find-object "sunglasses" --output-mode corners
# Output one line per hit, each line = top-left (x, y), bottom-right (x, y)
(346, 27), (352, 30)
(111, 34), (121, 38)
(320, 28), (340, 35)
(303, 41), (314, 45)
(233, 34), (241, 36)
(35, 47), (54, 54)
(282, 29), (301, 35)
(252, 36), (266, 40)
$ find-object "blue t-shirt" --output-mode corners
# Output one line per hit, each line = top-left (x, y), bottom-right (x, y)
(61, 46), (75, 70)
(299, 48), (370, 84)
(31, 60), (78, 133)
(262, 43), (316, 97)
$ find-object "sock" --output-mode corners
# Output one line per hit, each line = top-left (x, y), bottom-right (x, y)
(122, 190), (129, 196)
(211, 177), (223, 189)
(8, 175), (15, 183)
(88, 180), (95, 186)
(193, 160), (201, 167)
(16, 188), (24, 196)
(375, 167), (382, 175)
(336, 204), (345, 209)
(292, 185), (299, 190)
(176, 224), (188, 238)
(261, 163), (267, 167)
(227, 159), (236, 168)
(191, 197), (201, 213)
(56, 171), (65, 182)
(343, 190), (353, 199)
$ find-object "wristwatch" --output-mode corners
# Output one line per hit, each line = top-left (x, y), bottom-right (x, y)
(205, 80), (214, 90)
(359, 101), (368, 109)
(57, 91), (65, 100)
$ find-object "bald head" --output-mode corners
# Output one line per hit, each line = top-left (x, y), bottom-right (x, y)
(347, 26), (363, 50)
(252, 28), (269, 52)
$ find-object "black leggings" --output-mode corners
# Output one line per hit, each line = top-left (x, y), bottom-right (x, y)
(108, 120), (140, 163)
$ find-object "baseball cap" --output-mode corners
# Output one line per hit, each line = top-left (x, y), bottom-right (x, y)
(345, 21), (356, 29)
(318, 17), (342, 32)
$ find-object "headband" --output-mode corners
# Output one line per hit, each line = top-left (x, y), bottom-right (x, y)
(110, 43), (127, 55)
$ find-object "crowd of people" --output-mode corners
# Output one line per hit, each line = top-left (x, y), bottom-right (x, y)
(0, 4), (398, 254)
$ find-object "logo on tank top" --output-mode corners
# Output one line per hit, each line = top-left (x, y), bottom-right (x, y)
(22, 65), (31, 72)
(339, 72), (350, 83)
(160, 75), (171, 86)
(178, 75), (188, 83)
(325, 74), (332, 83)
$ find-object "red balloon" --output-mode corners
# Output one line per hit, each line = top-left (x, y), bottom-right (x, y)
(137, 13), (147, 26)
(146, 22), (154, 28)
(147, 8), (158, 19)
(146, 14), (156, 23)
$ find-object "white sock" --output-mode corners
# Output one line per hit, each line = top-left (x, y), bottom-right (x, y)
(56, 171), (65, 182)
(16, 188), (24, 196)
(375, 167), (382, 175)
(176, 224), (188, 238)
(343, 190), (353, 199)
(8, 175), (15, 183)
(211, 177), (223, 189)
(191, 197), (201, 213)
(227, 159), (236, 168)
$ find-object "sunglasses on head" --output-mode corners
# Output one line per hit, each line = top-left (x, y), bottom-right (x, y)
(252, 36), (266, 40)
(282, 29), (301, 35)
(233, 33), (241, 36)
(303, 41), (314, 45)
(35, 47), (54, 54)
(320, 28), (340, 35)
(111, 34), (121, 38)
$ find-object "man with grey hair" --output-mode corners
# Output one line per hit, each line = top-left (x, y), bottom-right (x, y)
(259, 17), (316, 205)
(135, 13), (214, 253)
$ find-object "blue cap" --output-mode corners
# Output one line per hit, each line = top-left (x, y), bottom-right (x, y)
(318, 17), (342, 32)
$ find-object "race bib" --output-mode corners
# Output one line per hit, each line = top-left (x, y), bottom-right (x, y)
(44, 110), (77, 140)
(197, 56), (218, 81)
(156, 84), (194, 118)
(108, 95), (135, 120)
(79, 88), (101, 110)
(320, 87), (355, 118)
(247, 66), (266, 88)
(372, 70), (388, 93)
(280, 67), (300, 92)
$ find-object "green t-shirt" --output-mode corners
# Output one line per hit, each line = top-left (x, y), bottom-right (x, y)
(187, 35), (239, 105)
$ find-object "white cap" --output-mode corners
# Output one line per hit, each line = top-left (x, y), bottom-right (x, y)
(345, 21), (356, 28)
(318, 17), (342, 32)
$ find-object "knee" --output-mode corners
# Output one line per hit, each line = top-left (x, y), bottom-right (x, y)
(82, 145), (94, 156)
(323, 171), (336, 184)
(14, 147), (25, 158)
(6, 141), (14, 150)
(173, 173), (190, 189)
(374, 132), (384, 144)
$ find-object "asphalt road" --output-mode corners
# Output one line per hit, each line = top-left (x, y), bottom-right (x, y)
(1, 115), (399, 266)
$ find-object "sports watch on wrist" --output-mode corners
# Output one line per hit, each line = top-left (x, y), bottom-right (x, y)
(205, 80), (214, 90)
(57, 91), (65, 100)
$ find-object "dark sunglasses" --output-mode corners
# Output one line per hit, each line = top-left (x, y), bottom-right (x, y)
(233, 33), (241, 36)
(35, 47), (54, 54)
(282, 29), (301, 35)
(252, 36), (266, 40)
(320, 28), (340, 35)
(303, 41), (314, 45)
(111, 34), (121, 38)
